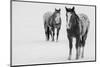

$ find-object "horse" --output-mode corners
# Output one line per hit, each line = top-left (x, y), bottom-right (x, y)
(65, 7), (90, 60)
(43, 8), (61, 41)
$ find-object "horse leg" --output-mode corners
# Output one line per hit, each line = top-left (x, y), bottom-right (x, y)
(45, 26), (49, 41)
(56, 28), (60, 41)
(68, 35), (73, 60)
(78, 44), (81, 58)
(81, 29), (88, 58)
(47, 26), (50, 40)
(81, 35), (87, 58)
(52, 28), (55, 41)
(75, 36), (80, 60)
(44, 26), (47, 40)
(44, 23), (48, 41)
(81, 45), (84, 58)
(81, 37), (85, 58)
(49, 28), (52, 40)
(78, 37), (82, 58)
(44, 21), (49, 41)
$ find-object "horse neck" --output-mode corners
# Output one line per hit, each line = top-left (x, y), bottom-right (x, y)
(48, 12), (56, 25)
(69, 12), (80, 28)
(72, 12), (78, 18)
(50, 12), (57, 22)
(52, 12), (56, 19)
(71, 12), (79, 23)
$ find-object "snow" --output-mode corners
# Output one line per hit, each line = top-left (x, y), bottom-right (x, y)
(12, 39), (95, 65)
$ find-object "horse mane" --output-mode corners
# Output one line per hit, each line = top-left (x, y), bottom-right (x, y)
(49, 11), (57, 25)
(51, 11), (57, 20)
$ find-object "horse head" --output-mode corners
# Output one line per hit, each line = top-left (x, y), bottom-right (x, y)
(65, 7), (78, 29)
(53, 8), (61, 24)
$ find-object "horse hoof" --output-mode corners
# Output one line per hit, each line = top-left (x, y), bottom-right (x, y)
(81, 55), (84, 58)
(56, 40), (58, 42)
(68, 57), (71, 60)
(46, 39), (49, 41)
(68, 58), (71, 60)
(76, 56), (79, 60)
(52, 39), (54, 41)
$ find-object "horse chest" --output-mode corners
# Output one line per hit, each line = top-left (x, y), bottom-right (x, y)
(55, 17), (60, 23)
(67, 25), (80, 36)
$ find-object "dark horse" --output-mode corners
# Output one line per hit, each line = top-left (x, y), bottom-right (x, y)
(43, 8), (61, 41)
(65, 7), (90, 60)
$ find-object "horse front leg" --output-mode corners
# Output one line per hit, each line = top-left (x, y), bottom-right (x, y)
(68, 35), (73, 60)
(52, 28), (55, 41)
(56, 28), (60, 42)
(75, 36), (80, 60)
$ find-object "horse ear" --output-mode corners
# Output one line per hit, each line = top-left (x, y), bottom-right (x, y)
(65, 6), (67, 10)
(65, 7), (68, 11)
(55, 8), (57, 11)
(72, 7), (75, 11)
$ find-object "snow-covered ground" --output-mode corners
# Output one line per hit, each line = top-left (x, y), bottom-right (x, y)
(12, 1), (95, 65)
(12, 40), (95, 65)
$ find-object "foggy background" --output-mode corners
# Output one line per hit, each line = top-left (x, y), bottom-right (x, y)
(12, 1), (95, 65)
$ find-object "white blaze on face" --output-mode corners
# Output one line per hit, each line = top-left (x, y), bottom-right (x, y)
(67, 12), (72, 28)
(55, 13), (60, 23)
